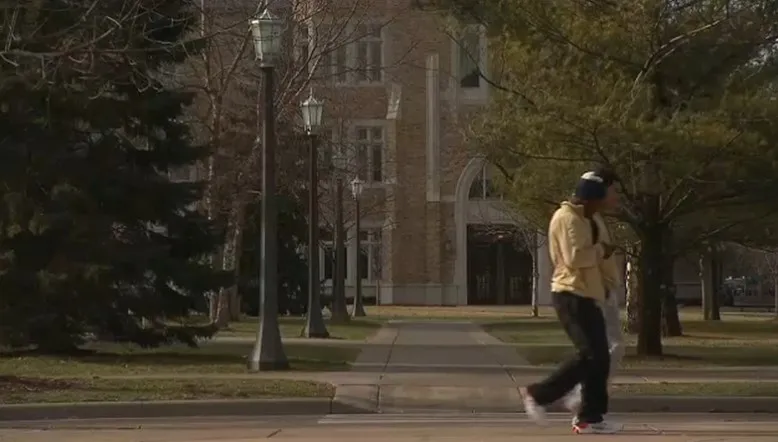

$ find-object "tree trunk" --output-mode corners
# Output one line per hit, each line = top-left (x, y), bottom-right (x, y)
(710, 250), (721, 321)
(330, 179), (350, 323)
(625, 250), (641, 334)
(773, 275), (778, 319)
(210, 200), (245, 327)
(531, 236), (539, 318)
(211, 289), (231, 327)
(228, 202), (246, 321)
(699, 250), (716, 321)
(636, 227), (664, 356)
(660, 251), (683, 337)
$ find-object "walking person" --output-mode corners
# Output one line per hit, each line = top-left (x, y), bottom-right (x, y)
(562, 169), (625, 425)
(519, 171), (622, 434)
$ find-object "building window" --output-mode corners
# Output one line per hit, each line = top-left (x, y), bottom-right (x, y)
(318, 128), (334, 177)
(353, 126), (383, 183)
(321, 229), (348, 281)
(455, 24), (488, 100)
(459, 26), (481, 88)
(316, 22), (384, 85)
(469, 164), (500, 200)
(331, 44), (349, 84)
(295, 22), (311, 74)
(354, 23), (383, 84)
(358, 229), (382, 282)
(315, 24), (348, 84)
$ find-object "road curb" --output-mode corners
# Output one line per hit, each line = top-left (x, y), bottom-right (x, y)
(374, 396), (778, 414)
(2, 395), (776, 421)
(609, 396), (778, 414)
(0, 398), (369, 422)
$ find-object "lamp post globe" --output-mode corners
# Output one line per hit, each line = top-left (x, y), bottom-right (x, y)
(249, 9), (283, 67)
(333, 151), (347, 171)
(301, 91), (324, 135)
(350, 176), (365, 199)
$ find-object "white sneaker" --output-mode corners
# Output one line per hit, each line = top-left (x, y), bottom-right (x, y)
(519, 387), (547, 425)
(563, 384), (582, 413)
(573, 420), (623, 434)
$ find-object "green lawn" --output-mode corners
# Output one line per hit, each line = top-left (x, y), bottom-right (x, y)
(484, 310), (778, 367)
(0, 341), (359, 377)
(0, 376), (333, 404)
(217, 317), (383, 341)
(613, 382), (778, 397)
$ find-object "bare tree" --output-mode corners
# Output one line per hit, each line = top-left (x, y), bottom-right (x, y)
(178, 0), (419, 325)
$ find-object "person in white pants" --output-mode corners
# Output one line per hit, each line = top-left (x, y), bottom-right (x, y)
(563, 168), (624, 424)
(564, 288), (624, 422)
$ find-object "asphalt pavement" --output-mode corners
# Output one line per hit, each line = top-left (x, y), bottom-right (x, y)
(1, 413), (776, 441)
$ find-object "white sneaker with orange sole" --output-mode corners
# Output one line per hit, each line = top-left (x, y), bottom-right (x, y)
(519, 387), (547, 426)
(573, 420), (623, 434)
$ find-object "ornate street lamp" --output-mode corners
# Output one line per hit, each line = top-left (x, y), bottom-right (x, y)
(249, 9), (284, 67)
(300, 91), (329, 338)
(301, 91), (324, 135)
(350, 176), (366, 317)
(248, 8), (289, 371)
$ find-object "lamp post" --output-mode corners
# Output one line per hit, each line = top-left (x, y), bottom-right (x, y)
(301, 92), (329, 338)
(350, 176), (366, 317)
(248, 9), (289, 371)
(331, 152), (350, 323)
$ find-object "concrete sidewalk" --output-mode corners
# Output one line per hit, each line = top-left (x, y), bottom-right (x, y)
(333, 320), (778, 413)
(336, 320), (526, 412)
(4, 320), (778, 421)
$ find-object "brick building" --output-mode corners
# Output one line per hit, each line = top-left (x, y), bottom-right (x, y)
(303, 0), (555, 306)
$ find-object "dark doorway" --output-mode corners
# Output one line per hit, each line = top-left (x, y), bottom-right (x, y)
(467, 224), (534, 305)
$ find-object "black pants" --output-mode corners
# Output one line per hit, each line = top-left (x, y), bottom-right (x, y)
(527, 291), (610, 423)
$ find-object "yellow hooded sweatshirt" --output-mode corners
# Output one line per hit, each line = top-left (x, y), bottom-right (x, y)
(548, 201), (607, 301)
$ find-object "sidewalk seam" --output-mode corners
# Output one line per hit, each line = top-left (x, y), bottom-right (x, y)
(375, 328), (399, 412)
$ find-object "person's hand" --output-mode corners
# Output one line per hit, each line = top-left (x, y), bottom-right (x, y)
(601, 242), (616, 259)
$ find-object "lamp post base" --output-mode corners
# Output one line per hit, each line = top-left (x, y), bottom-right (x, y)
(304, 310), (330, 338)
(351, 300), (367, 317)
(304, 329), (330, 338)
(248, 326), (290, 371)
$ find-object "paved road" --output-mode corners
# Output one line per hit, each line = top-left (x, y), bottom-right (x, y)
(0, 413), (775, 441)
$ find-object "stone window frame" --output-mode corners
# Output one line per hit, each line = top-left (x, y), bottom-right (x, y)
(451, 23), (489, 103)
(347, 120), (386, 187)
(319, 229), (349, 283)
(468, 163), (503, 200)
(357, 228), (382, 282)
(311, 19), (387, 87)
(319, 227), (382, 285)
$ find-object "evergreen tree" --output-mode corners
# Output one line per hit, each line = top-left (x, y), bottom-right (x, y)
(0, 0), (227, 351)
(239, 192), (310, 317)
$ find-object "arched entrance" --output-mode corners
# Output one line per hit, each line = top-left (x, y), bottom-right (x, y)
(454, 157), (546, 305)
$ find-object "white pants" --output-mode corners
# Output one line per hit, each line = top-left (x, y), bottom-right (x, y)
(601, 293), (624, 376)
